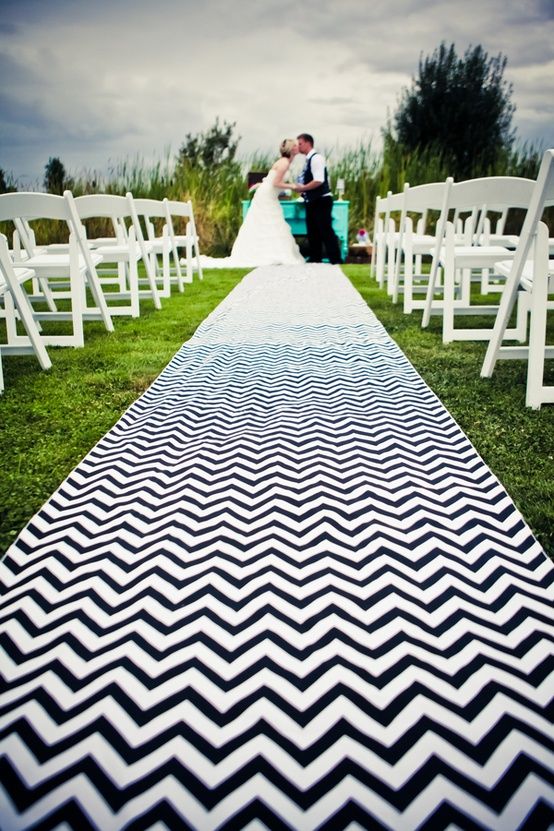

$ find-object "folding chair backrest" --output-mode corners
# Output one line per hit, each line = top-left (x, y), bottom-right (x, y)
(448, 176), (535, 213)
(14, 217), (38, 254)
(68, 193), (132, 242)
(0, 192), (71, 223)
(373, 194), (386, 230)
(383, 190), (393, 229)
(164, 199), (194, 220)
(164, 199), (195, 240)
(498, 154), (554, 288)
(132, 198), (166, 219)
(0, 192), (75, 259)
(126, 193), (166, 245)
(404, 180), (451, 213)
(386, 188), (406, 214)
(129, 198), (166, 246)
(71, 193), (130, 220)
(482, 149), (554, 380)
(449, 176), (536, 243)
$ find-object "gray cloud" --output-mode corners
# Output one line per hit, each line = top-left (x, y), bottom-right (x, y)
(0, 0), (552, 181)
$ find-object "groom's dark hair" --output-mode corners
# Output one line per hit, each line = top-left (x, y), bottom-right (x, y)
(297, 133), (314, 145)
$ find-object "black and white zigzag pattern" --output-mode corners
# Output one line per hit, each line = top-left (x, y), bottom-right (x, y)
(1, 264), (553, 830)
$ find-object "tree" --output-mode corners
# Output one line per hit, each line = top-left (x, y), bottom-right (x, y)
(177, 118), (240, 169)
(0, 168), (17, 194)
(44, 156), (69, 194)
(390, 42), (516, 179)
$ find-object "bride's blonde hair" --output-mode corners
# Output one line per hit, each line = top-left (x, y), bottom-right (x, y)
(280, 138), (296, 158)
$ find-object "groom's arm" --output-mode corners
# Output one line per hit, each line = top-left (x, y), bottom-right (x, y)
(289, 179), (323, 193)
(290, 152), (324, 192)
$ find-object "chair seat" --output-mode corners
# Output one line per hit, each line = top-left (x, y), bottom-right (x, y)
(173, 233), (197, 245)
(148, 237), (166, 253)
(437, 244), (512, 267)
(409, 233), (464, 255)
(45, 243), (76, 254)
(89, 237), (121, 248)
(0, 266), (35, 295)
(17, 251), (102, 273)
(50, 238), (139, 252)
(94, 244), (141, 261)
(409, 233), (437, 253)
(11, 247), (48, 258)
(483, 234), (519, 248)
(496, 258), (554, 288)
(484, 235), (554, 252)
(46, 241), (107, 253)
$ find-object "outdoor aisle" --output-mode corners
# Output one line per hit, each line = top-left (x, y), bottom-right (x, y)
(1, 264), (553, 830)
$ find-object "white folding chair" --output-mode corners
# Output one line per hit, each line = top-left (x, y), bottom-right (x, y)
(163, 199), (203, 282)
(12, 217), (49, 259)
(481, 149), (554, 409)
(0, 192), (114, 348)
(370, 194), (385, 280)
(128, 196), (176, 297)
(421, 176), (535, 343)
(391, 179), (453, 312)
(373, 191), (392, 288)
(65, 192), (161, 317)
(383, 185), (408, 297)
(476, 209), (520, 295)
(0, 235), (52, 393)
(477, 208), (554, 292)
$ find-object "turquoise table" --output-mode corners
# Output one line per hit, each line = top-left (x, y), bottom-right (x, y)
(242, 198), (349, 262)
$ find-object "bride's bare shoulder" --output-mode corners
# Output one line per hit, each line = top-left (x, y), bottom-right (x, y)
(271, 157), (289, 171)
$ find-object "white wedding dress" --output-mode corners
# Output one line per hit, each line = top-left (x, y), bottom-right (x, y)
(198, 169), (305, 268)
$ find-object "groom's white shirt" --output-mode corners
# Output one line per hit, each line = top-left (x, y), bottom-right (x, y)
(305, 149), (326, 184)
(304, 149), (332, 198)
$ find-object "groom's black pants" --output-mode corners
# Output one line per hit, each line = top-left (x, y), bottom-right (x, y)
(305, 196), (342, 264)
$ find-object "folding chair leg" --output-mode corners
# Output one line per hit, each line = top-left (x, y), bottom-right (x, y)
(403, 236), (414, 314)
(386, 220), (395, 296)
(460, 268), (471, 305)
(118, 262), (126, 291)
(526, 225), (549, 409)
(83, 260), (115, 333)
(37, 277), (58, 312)
(161, 229), (171, 296)
(3, 288), (52, 370)
(442, 231), (456, 343)
(69, 233), (85, 348)
(422, 258), (441, 328)
(185, 238), (194, 284)
(195, 240), (203, 281)
(392, 251), (401, 304)
(145, 253), (162, 309)
(376, 235), (386, 289)
(128, 257), (140, 318)
(172, 245), (184, 291)
(514, 291), (530, 343)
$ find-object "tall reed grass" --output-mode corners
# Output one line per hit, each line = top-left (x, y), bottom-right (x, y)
(2, 140), (547, 254)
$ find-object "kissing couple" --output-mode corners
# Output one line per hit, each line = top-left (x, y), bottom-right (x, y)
(199, 133), (343, 269)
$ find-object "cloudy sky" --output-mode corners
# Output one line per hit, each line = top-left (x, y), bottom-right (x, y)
(1, 0), (553, 186)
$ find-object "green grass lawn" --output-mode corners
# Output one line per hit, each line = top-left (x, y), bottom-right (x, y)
(1, 265), (553, 557)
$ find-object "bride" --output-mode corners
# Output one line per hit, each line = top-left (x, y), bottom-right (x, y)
(198, 139), (305, 268)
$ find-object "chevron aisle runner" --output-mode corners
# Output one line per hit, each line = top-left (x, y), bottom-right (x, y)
(1, 264), (553, 830)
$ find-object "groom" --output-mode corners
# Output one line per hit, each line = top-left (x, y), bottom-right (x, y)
(288, 133), (342, 264)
